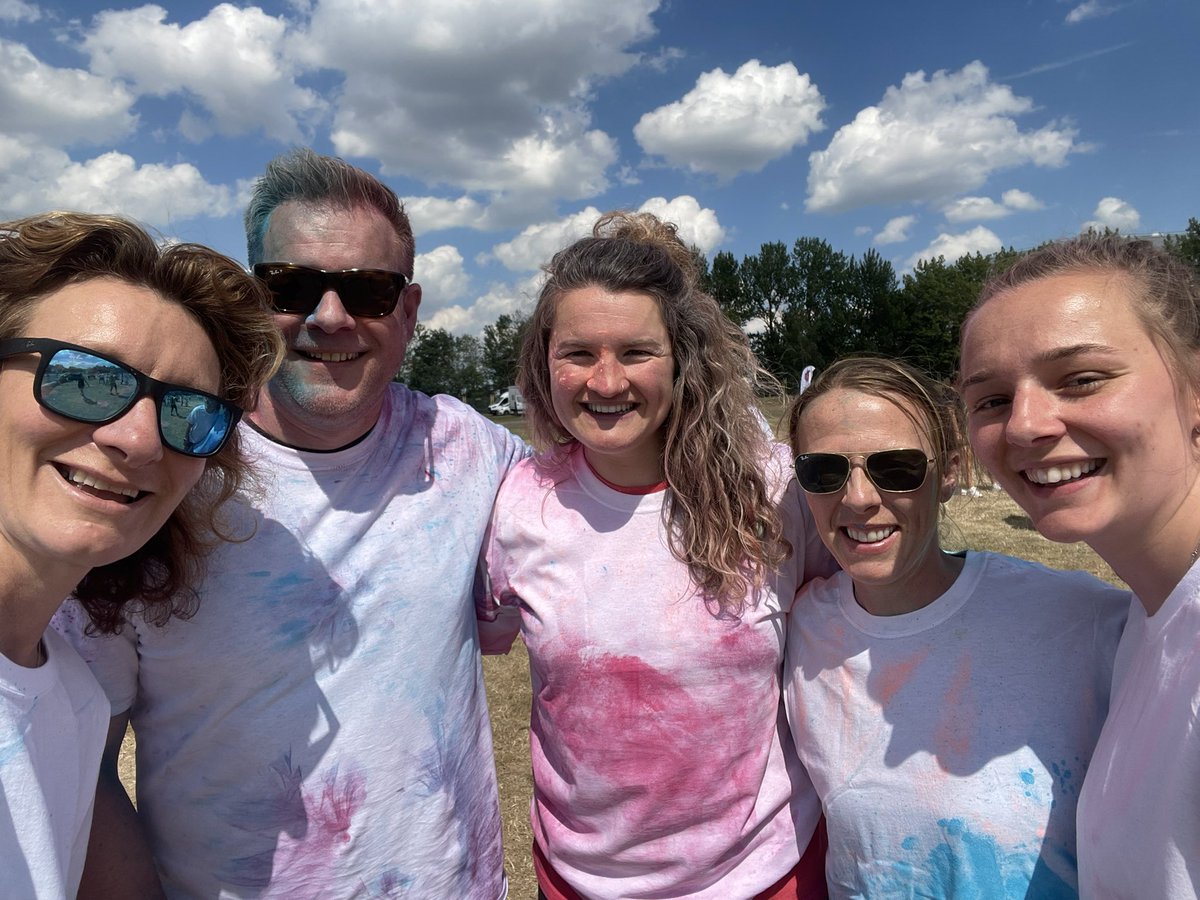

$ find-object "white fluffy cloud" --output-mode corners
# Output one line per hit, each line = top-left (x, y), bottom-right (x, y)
(302, 0), (660, 203)
(0, 144), (235, 223)
(489, 196), (724, 272)
(83, 3), (323, 142)
(905, 226), (1002, 270)
(1082, 196), (1140, 233)
(807, 61), (1080, 214)
(943, 188), (1045, 223)
(874, 215), (917, 245)
(0, 0), (39, 23)
(634, 60), (825, 178)
(404, 196), (488, 235)
(414, 245), (471, 307)
(0, 38), (136, 145)
(424, 273), (543, 335)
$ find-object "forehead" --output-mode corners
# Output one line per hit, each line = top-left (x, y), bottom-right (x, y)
(263, 202), (407, 273)
(550, 286), (667, 342)
(796, 388), (931, 453)
(962, 271), (1153, 372)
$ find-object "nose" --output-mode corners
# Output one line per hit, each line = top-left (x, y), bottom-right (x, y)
(587, 355), (629, 396)
(308, 288), (356, 333)
(91, 396), (165, 466)
(841, 461), (881, 512)
(1006, 385), (1064, 446)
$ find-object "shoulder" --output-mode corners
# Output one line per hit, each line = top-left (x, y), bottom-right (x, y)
(975, 551), (1130, 612)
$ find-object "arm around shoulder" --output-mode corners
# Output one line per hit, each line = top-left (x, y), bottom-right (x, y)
(77, 712), (165, 900)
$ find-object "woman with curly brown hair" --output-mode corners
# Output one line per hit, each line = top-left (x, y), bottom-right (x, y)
(478, 212), (835, 899)
(0, 212), (281, 896)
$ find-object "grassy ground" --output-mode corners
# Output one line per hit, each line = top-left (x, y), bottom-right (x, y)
(117, 409), (1123, 899)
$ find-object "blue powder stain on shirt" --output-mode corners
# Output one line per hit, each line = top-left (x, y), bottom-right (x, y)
(1019, 769), (1035, 786)
(902, 836), (919, 851)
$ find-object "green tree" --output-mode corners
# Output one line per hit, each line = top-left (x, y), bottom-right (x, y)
(1165, 217), (1200, 273)
(398, 325), (489, 408)
(481, 312), (529, 391)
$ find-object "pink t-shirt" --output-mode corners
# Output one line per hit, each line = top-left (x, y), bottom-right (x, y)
(480, 444), (834, 899)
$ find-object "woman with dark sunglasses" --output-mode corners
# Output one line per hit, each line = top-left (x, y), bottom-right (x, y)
(478, 212), (836, 899)
(0, 211), (281, 896)
(783, 356), (1127, 897)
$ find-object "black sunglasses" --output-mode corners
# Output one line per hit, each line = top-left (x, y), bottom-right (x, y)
(0, 338), (240, 459)
(253, 262), (409, 318)
(794, 449), (933, 494)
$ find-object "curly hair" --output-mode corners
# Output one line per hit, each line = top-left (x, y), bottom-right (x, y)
(0, 212), (283, 633)
(786, 356), (968, 494)
(969, 233), (1200, 390)
(244, 147), (415, 276)
(519, 211), (789, 615)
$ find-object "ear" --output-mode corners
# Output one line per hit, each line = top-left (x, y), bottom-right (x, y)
(401, 282), (422, 341)
(938, 450), (962, 503)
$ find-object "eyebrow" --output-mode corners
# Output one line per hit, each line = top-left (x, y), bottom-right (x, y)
(960, 342), (1119, 391)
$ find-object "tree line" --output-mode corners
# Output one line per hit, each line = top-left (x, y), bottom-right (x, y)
(400, 217), (1200, 404)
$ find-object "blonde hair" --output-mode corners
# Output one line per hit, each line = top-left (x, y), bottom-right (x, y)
(520, 211), (789, 615)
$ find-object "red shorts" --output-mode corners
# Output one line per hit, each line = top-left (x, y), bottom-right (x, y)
(534, 816), (829, 900)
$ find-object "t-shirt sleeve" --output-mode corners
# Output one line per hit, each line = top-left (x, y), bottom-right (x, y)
(476, 479), (523, 655)
(50, 600), (140, 717)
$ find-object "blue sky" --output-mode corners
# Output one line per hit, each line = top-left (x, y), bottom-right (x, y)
(2, 0), (1196, 334)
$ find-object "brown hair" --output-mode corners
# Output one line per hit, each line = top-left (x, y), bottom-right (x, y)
(519, 211), (788, 615)
(968, 234), (1200, 389)
(0, 211), (283, 633)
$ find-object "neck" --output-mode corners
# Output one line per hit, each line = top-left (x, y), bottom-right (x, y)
(248, 389), (381, 452)
(854, 549), (965, 617)
(0, 544), (86, 667)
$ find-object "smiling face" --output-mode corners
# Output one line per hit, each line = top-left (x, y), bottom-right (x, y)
(0, 277), (219, 578)
(961, 270), (1200, 564)
(548, 286), (675, 486)
(794, 387), (960, 615)
(253, 201), (421, 450)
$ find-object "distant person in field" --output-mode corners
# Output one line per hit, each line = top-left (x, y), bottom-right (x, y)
(58, 149), (526, 899)
(960, 235), (1200, 898)
(784, 356), (1127, 896)
(0, 211), (280, 898)
(479, 211), (836, 899)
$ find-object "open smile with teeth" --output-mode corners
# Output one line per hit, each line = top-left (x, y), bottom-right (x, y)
(1024, 459), (1102, 485)
(58, 465), (143, 503)
(300, 350), (362, 362)
(845, 525), (897, 544)
(585, 402), (635, 415)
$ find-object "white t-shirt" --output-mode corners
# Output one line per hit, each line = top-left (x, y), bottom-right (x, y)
(56, 386), (525, 899)
(480, 444), (836, 899)
(1, 627), (109, 899)
(785, 551), (1128, 899)
(1077, 559), (1200, 899)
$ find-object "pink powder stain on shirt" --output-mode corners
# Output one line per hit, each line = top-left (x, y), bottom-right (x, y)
(266, 766), (367, 896)
(872, 648), (932, 707)
(934, 656), (976, 769)
(534, 642), (768, 836)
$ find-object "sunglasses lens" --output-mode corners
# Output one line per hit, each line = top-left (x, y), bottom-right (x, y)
(39, 348), (136, 423)
(795, 454), (850, 494)
(256, 264), (324, 315)
(159, 392), (237, 457)
(867, 449), (930, 492)
(334, 271), (402, 317)
(254, 264), (403, 317)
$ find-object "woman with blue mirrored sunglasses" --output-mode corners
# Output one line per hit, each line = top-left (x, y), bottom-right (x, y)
(0, 212), (281, 897)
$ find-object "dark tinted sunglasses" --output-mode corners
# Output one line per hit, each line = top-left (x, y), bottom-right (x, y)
(794, 449), (932, 494)
(0, 338), (240, 459)
(253, 262), (408, 318)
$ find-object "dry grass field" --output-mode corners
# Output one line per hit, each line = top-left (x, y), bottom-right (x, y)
(117, 407), (1124, 899)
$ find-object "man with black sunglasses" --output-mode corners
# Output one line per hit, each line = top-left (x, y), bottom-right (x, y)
(61, 149), (526, 899)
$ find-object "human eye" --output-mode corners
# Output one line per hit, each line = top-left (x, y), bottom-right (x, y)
(1061, 371), (1108, 394)
(966, 394), (1010, 416)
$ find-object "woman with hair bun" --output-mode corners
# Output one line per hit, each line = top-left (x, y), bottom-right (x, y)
(479, 212), (835, 899)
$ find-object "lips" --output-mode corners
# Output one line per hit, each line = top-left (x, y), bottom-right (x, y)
(57, 465), (144, 503)
(844, 524), (897, 544)
(297, 349), (363, 362)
